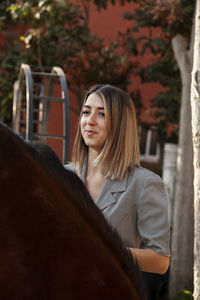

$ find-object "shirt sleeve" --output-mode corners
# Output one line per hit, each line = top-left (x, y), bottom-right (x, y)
(136, 174), (170, 256)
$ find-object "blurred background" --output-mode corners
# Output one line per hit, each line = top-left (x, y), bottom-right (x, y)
(0, 1), (197, 299)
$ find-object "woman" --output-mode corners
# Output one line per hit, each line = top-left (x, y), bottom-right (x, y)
(65, 84), (170, 274)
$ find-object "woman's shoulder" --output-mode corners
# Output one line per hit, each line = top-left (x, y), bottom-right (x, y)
(134, 166), (161, 178)
(64, 162), (76, 173)
(130, 166), (163, 185)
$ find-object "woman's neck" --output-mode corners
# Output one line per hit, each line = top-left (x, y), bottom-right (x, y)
(86, 148), (105, 202)
(87, 148), (105, 177)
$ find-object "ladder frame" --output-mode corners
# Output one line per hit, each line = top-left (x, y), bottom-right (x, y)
(12, 63), (70, 163)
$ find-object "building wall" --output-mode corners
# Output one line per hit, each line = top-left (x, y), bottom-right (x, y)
(58, 2), (163, 162)
(7, 2), (164, 163)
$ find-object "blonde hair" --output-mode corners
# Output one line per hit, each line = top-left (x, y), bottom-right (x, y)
(72, 84), (140, 180)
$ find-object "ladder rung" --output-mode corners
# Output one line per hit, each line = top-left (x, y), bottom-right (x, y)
(31, 72), (59, 77)
(33, 95), (64, 102)
(33, 109), (43, 113)
(33, 82), (50, 87)
(33, 120), (42, 124)
(20, 120), (42, 124)
(34, 133), (65, 139)
(21, 108), (43, 113)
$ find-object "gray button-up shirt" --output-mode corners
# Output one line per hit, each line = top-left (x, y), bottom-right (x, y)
(65, 162), (170, 257)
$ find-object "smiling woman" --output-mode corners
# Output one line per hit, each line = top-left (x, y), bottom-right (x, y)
(65, 84), (170, 277)
(80, 94), (107, 153)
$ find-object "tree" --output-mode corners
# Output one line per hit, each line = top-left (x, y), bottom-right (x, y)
(0, 0), (23, 125)
(121, 0), (194, 145)
(0, 0), (139, 125)
(121, 0), (195, 295)
(170, 31), (194, 296)
(191, 1), (200, 299)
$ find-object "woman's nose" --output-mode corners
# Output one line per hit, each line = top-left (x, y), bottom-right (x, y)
(87, 112), (96, 124)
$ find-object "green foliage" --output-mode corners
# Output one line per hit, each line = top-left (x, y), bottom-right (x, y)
(124, 0), (195, 38)
(7, 0), (89, 68)
(0, 0), (15, 29)
(0, 32), (23, 126)
(0, 0), (137, 125)
(122, 0), (195, 144)
(139, 43), (181, 143)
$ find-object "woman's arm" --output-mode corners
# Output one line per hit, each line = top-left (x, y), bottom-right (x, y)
(129, 248), (169, 274)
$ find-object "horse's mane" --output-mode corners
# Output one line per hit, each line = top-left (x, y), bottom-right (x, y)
(0, 122), (145, 300)
(32, 141), (143, 291)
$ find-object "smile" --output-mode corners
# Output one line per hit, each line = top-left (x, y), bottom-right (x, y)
(86, 130), (97, 136)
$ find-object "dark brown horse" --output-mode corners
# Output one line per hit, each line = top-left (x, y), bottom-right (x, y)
(0, 122), (145, 300)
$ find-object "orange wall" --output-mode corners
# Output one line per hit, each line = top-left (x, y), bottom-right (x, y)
(89, 2), (136, 42)
(89, 1), (163, 125)
(5, 2), (164, 162)
(49, 2), (164, 162)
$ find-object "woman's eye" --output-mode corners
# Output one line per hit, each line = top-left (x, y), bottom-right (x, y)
(82, 110), (90, 115)
(99, 112), (105, 117)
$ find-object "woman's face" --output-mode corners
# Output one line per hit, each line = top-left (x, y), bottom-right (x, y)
(80, 93), (108, 153)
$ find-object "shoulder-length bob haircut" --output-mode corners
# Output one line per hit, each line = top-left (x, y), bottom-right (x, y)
(72, 84), (140, 180)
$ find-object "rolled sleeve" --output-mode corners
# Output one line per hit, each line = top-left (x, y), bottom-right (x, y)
(137, 175), (170, 256)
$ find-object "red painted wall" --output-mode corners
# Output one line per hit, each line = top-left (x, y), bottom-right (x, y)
(47, 2), (164, 162)
(57, 2), (163, 161)
(88, 1), (164, 123)
(4, 2), (164, 162)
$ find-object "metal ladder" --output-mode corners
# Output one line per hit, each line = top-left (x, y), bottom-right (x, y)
(12, 63), (70, 163)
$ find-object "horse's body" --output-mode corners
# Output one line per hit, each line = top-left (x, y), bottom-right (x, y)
(0, 122), (145, 300)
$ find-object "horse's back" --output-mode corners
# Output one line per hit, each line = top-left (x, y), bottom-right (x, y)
(0, 122), (145, 300)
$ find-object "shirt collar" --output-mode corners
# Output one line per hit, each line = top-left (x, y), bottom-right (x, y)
(81, 158), (129, 193)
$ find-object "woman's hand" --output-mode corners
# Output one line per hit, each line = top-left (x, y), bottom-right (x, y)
(129, 248), (169, 274)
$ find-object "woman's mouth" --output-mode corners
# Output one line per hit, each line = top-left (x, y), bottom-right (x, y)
(86, 130), (96, 136)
